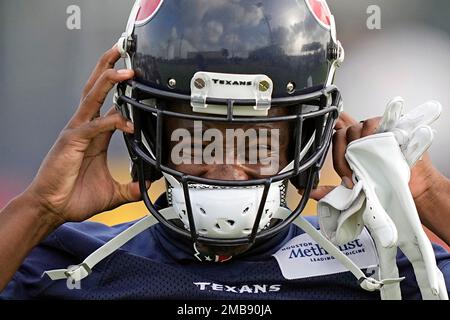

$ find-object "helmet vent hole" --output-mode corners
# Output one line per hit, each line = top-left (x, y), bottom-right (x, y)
(243, 228), (252, 235)
(198, 229), (208, 236)
(264, 209), (269, 215)
(242, 207), (250, 215)
(227, 220), (235, 226)
(182, 210), (186, 215)
(199, 207), (207, 215)
(215, 223), (221, 229)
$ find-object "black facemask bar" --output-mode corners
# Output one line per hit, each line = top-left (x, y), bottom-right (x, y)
(116, 80), (340, 247)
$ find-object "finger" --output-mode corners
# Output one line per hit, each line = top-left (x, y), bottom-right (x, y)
(361, 117), (381, 138)
(75, 112), (134, 141)
(95, 106), (126, 146)
(118, 181), (141, 204)
(342, 176), (354, 189)
(332, 129), (353, 178)
(104, 105), (120, 117)
(335, 112), (358, 130)
(309, 186), (336, 201)
(345, 123), (363, 143)
(71, 69), (134, 126)
(81, 45), (121, 100)
(115, 180), (151, 206)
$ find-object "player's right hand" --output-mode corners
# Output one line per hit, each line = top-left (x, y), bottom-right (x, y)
(23, 45), (147, 224)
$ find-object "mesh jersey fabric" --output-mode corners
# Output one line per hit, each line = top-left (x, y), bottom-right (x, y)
(1, 213), (449, 300)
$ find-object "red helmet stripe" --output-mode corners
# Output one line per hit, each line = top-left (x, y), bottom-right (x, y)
(136, 0), (164, 25)
(306, 0), (331, 28)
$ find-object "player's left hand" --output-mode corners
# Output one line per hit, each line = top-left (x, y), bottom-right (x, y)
(310, 112), (437, 204)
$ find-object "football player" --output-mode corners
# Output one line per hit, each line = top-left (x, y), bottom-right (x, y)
(0, 0), (449, 300)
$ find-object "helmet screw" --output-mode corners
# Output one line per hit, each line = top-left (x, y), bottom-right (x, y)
(126, 38), (136, 53)
(286, 82), (296, 94)
(194, 78), (206, 89)
(258, 80), (270, 92)
(168, 78), (177, 89)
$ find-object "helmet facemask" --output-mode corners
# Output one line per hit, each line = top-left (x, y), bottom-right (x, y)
(117, 80), (339, 249)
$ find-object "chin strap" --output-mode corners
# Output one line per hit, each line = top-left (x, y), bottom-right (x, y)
(318, 98), (448, 300)
(43, 212), (171, 282)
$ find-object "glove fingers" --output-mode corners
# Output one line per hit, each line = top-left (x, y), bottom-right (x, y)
(437, 270), (449, 300)
(376, 97), (404, 133)
(377, 246), (402, 300)
(396, 100), (442, 132)
(400, 243), (441, 299)
(403, 125), (434, 167)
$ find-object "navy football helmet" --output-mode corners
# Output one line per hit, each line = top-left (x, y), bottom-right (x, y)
(115, 0), (344, 248)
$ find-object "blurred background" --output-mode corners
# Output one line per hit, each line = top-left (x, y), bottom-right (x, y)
(0, 1), (449, 246)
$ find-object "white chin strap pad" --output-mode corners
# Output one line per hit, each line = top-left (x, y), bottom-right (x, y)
(165, 174), (283, 239)
(318, 98), (448, 300)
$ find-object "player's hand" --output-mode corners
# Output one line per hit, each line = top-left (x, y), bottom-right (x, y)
(310, 112), (437, 203)
(24, 45), (146, 224)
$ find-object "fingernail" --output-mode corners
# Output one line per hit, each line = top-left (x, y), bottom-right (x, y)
(117, 69), (133, 75)
(342, 176), (353, 188)
(126, 121), (134, 129)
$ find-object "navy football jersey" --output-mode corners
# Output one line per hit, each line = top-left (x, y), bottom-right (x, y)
(1, 215), (449, 300)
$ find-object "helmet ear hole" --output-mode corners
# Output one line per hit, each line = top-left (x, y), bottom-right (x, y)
(290, 171), (320, 192)
(131, 162), (163, 183)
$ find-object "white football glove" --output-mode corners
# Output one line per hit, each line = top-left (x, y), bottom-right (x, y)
(318, 98), (448, 300)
